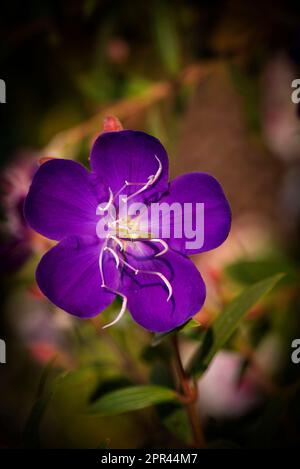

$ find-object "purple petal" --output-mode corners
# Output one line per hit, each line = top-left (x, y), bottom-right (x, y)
(152, 173), (231, 255)
(36, 236), (118, 318)
(90, 130), (169, 203)
(120, 242), (206, 333)
(24, 159), (106, 240)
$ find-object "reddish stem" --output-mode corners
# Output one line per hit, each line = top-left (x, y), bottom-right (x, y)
(172, 335), (206, 448)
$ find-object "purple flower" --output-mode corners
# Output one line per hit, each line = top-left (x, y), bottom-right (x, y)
(24, 130), (231, 333)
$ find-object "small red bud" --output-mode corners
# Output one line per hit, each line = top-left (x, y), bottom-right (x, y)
(38, 156), (57, 166)
(102, 116), (123, 133)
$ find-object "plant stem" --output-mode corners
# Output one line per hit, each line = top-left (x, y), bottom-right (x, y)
(172, 335), (206, 448)
(89, 317), (147, 384)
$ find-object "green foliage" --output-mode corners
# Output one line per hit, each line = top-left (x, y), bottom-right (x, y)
(89, 385), (178, 415)
(152, 318), (201, 346)
(188, 274), (284, 377)
(23, 393), (53, 448)
(226, 256), (298, 286)
(162, 407), (192, 445)
(229, 62), (262, 135)
(23, 358), (60, 448)
(152, 1), (181, 76)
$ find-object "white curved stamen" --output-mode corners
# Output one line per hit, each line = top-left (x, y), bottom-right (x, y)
(120, 181), (150, 203)
(97, 188), (113, 212)
(112, 182), (127, 202)
(153, 154), (163, 177)
(102, 292), (127, 329)
(99, 243), (128, 329)
(141, 270), (172, 301)
(150, 238), (169, 257)
(118, 257), (139, 275)
(110, 219), (123, 226)
(104, 247), (120, 268)
(99, 243), (107, 287)
(111, 177), (156, 202)
(107, 234), (124, 251)
(122, 154), (162, 203)
(117, 253), (172, 301)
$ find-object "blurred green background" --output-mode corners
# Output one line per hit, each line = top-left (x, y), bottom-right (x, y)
(1, 0), (300, 449)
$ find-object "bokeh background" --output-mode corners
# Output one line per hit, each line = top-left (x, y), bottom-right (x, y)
(1, 0), (300, 448)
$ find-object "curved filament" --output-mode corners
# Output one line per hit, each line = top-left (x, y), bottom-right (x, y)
(102, 291), (127, 329)
(104, 246), (120, 268)
(107, 234), (124, 251)
(118, 252), (172, 301)
(141, 270), (172, 301)
(122, 154), (162, 203)
(99, 243), (128, 329)
(150, 238), (169, 257)
(97, 188), (113, 212)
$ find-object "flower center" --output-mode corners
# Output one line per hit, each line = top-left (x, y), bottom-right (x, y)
(110, 215), (148, 240)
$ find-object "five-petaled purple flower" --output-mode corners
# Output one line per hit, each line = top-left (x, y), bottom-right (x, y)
(24, 130), (231, 333)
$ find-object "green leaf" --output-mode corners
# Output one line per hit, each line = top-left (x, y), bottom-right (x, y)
(188, 274), (284, 377)
(181, 318), (201, 331)
(152, 1), (180, 76)
(23, 394), (53, 448)
(229, 63), (261, 135)
(152, 331), (173, 347)
(23, 363), (85, 448)
(163, 408), (193, 445)
(89, 385), (178, 416)
(23, 357), (57, 448)
(152, 319), (201, 347)
(96, 439), (111, 449)
(226, 257), (297, 286)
